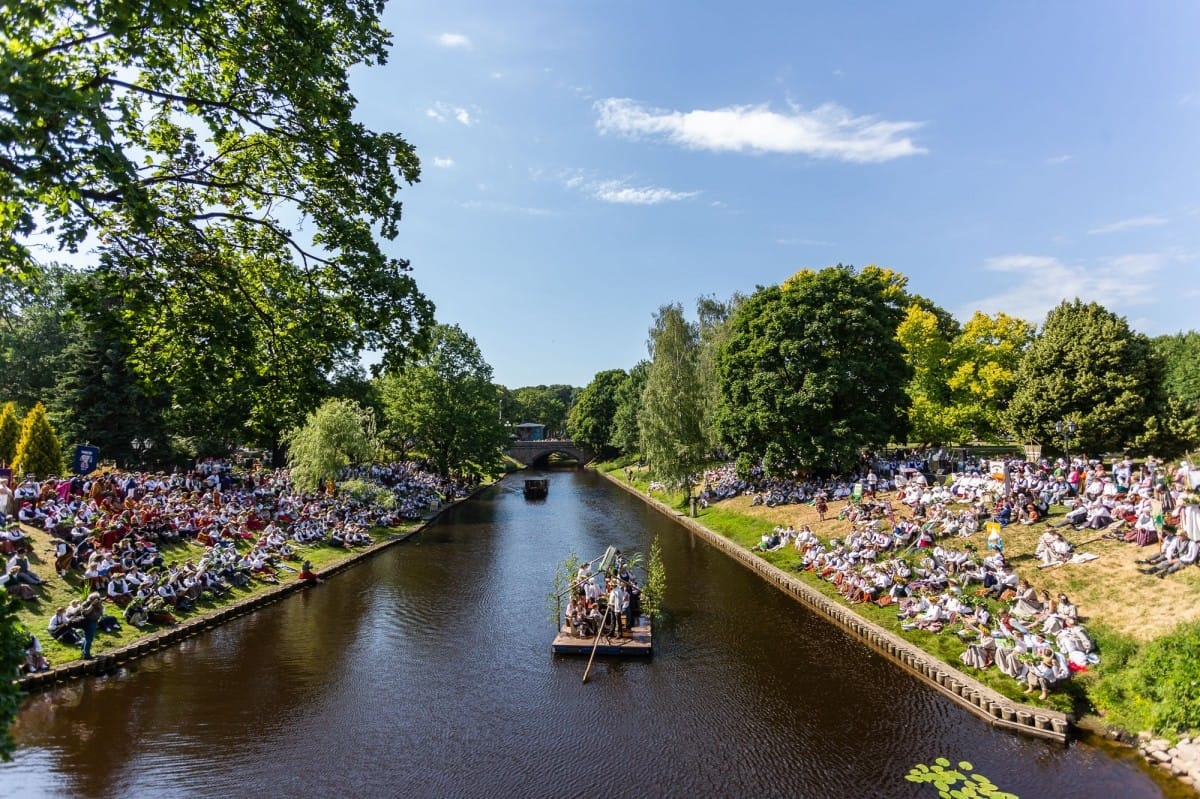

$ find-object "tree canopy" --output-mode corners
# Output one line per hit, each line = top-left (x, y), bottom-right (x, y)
(2, 0), (434, 450)
(1006, 299), (1162, 455)
(639, 304), (706, 488)
(283, 397), (378, 494)
(567, 368), (627, 457)
(716, 265), (911, 474)
(378, 324), (508, 478)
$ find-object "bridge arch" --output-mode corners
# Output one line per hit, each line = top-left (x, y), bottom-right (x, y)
(506, 440), (594, 467)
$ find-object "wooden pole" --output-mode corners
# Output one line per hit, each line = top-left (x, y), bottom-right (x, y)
(581, 603), (612, 684)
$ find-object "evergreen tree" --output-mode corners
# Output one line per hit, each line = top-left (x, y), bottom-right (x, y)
(12, 402), (63, 478)
(0, 403), (19, 466)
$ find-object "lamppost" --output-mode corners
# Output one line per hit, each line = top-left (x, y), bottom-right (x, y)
(131, 436), (153, 469)
(1054, 419), (1077, 468)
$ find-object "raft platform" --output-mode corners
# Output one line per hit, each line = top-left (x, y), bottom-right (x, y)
(552, 616), (653, 657)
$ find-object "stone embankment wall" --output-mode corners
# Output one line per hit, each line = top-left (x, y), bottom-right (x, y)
(603, 472), (1069, 743)
(15, 492), (476, 693)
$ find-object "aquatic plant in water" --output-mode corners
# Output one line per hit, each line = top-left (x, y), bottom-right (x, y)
(905, 759), (1018, 798)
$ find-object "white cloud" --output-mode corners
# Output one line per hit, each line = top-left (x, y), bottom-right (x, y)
(777, 237), (832, 246)
(438, 33), (471, 49)
(964, 251), (1184, 324)
(1087, 215), (1169, 235)
(432, 157), (455, 168)
(1045, 154), (1073, 165)
(591, 180), (699, 205)
(426, 102), (476, 126)
(593, 97), (926, 163)
(462, 200), (555, 216)
(556, 170), (698, 206)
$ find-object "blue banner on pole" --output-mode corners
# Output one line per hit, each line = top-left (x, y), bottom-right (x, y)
(74, 445), (100, 475)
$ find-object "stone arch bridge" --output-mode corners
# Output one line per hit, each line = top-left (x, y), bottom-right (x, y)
(506, 439), (594, 467)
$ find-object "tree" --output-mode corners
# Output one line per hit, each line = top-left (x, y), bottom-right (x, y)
(716, 265), (911, 474)
(1154, 332), (1200, 412)
(945, 312), (1034, 442)
(1006, 300), (1162, 455)
(511, 387), (568, 432)
(0, 592), (25, 760)
(2, 0), (434, 439)
(378, 324), (508, 478)
(697, 292), (742, 456)
(639, 304), (706, 489)
(896, 303), (959, 445)
(283, 398), (378, 494)
(0, 403), (19, 466)
(567, 369), (627, 457)
(11, 402), (63, 477)
(611, 360), (649, 457)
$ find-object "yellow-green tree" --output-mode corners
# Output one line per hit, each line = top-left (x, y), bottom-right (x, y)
(11, 402), (63, 478)
(0, 403), (19, 466)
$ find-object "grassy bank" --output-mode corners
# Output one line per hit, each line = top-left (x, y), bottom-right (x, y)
(596, 460), (1199, 732)
(8, 519), (421, 669)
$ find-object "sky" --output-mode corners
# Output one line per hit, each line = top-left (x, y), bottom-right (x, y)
(350, 1), (1200, 389)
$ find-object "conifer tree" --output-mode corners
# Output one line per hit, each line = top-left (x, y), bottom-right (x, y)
(0, 403), (19, 466)
(11, 402), (63, 478)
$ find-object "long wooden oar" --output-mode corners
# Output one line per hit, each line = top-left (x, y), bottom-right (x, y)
(581, 603), (613, 684)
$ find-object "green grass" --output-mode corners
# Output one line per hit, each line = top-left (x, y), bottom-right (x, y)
(12, 522), (421, 668)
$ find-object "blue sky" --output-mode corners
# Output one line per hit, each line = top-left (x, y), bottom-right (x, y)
(352, 1), (1200, 388)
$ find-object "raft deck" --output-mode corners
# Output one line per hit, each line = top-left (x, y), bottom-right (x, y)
(551, 616), (653, 657)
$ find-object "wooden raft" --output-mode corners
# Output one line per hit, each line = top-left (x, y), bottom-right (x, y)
(552, 616), (653, 657)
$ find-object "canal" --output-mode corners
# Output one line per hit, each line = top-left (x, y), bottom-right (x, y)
(2, 470), (1176, 798)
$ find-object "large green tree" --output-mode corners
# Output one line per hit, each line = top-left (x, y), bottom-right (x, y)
(567, 368), (627, 457)
(639, 305), (706, 488)
(511, 386), (568, 432)
(696, 292), (742, 456)
(2, 0), (434, 445)
(1006, 300), (1162, 455)
(716, 265), (912, 474)
(378, 324), (508, 478)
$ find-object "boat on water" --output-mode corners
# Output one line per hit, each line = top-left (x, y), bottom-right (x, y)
(551, 545), (652, 658)
(523, 477), (549, 499)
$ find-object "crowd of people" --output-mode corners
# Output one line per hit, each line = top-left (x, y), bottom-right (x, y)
(563, 552), (642, 639)
(704, 450), (1200, 701)
(0, 458), (478, 672)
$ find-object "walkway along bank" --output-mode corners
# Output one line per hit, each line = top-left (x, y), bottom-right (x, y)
(13, 486), (488, 694)
(599, 469), (1070, 744)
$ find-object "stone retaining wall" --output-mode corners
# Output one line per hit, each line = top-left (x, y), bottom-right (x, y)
(15, 488), (481, 693)
(603, 471), (1069, 743)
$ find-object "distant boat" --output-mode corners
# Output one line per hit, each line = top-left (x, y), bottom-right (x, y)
(523, 478), (549, 499)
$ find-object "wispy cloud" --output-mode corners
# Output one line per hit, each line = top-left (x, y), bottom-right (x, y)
(558, 170), (698, 206)
(777, 237), (832, 246)
(462, 200), (555, 216)
(964, 251), (1184, 324)
(592, 180), (699, 205)
(438, 33), (471, 49)
(593, 97), (926, 163)
(426, 102), (476, 126)
(1044, 154), (1073, 165)
(1087, 215), (1169, 235)
(432, 157), (455, 168)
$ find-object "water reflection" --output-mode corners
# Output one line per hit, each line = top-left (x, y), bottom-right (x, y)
(3, 469), (1173, 799)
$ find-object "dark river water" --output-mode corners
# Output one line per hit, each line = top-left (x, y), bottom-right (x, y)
(2, 470), (1176, 799)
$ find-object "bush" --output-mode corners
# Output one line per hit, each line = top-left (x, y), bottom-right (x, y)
(1092, 620), (1200, 734)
